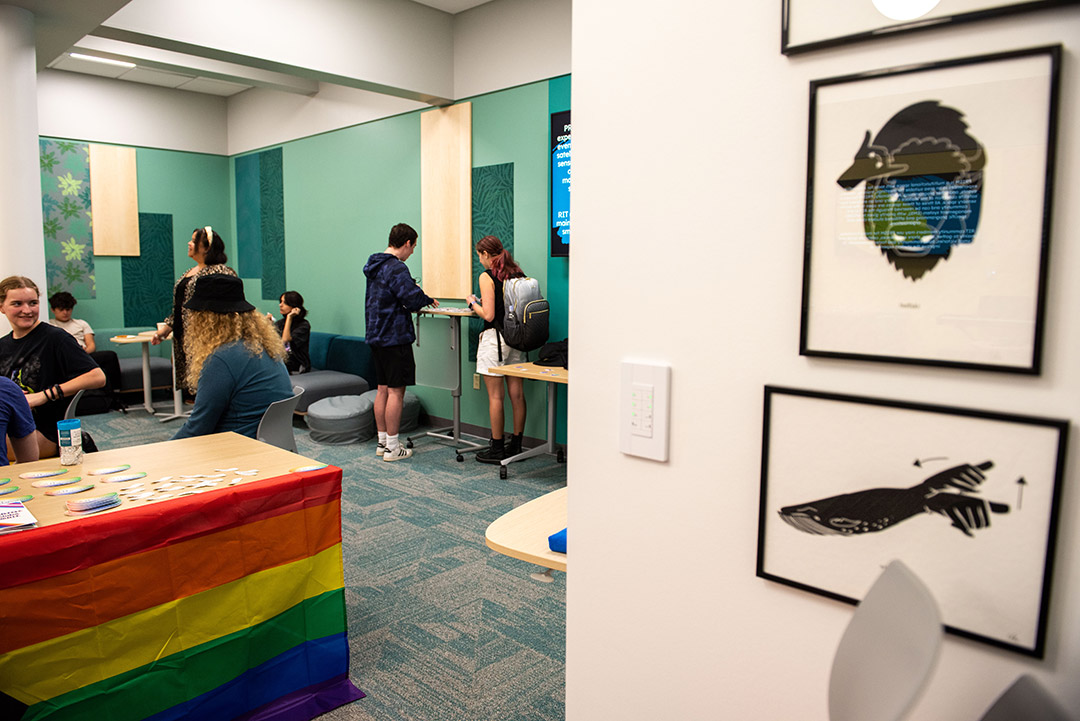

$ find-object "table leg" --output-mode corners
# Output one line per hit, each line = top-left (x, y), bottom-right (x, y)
(139, 343), (154, 414)
(156, 342), (191, 423)
(501, 381), (562, 467)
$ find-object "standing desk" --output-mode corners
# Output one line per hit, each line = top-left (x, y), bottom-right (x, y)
(0, 433), (363, 721)
(109, 333), (154, 414)
(486, 486), (567, 580)
(489, 362), (567, 479)
(140, 330), (190, 423)
(407, 306), (486, 460)
(107, 332), (189, 422)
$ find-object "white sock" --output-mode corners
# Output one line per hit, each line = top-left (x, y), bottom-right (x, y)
(378, 431), (388, 447)
(386, 434), (399, 451)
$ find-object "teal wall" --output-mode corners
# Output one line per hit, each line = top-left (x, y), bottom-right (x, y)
(48, 76), (568, 440)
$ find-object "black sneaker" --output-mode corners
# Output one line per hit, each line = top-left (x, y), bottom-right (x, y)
(476, 438), (506, 464)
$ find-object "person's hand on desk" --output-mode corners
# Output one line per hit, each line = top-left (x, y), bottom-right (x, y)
(150, 324), (172, 345)
(427, 298), (441, 308)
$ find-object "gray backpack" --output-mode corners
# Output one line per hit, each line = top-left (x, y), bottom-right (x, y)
(498, 276), (549, 357)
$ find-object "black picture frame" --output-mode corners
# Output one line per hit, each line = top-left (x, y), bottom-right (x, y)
(757, 385), (1068, 658)
(799, 46), (1061, 374)
(781, 0), (1076, 55)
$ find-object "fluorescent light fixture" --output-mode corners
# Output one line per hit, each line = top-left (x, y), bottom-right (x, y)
(871, 0), (940, 20)
(68, 52), (136, 69)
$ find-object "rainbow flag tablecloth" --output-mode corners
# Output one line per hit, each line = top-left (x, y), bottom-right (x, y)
(0, 465), (363, 721)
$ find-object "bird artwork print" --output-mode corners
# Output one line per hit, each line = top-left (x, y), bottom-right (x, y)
(836, 101), (987, 281)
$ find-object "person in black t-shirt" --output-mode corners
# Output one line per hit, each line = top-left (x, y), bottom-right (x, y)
(0, 276), (106, 458)
(270, 290), (311, 374)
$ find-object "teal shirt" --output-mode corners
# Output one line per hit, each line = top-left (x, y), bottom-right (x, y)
(172, 341), (293, 440)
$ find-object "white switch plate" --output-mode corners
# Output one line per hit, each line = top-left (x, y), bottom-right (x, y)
(619, 361), (670, 461)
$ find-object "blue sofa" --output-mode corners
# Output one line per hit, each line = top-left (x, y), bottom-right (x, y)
(291, 332), (376, 414)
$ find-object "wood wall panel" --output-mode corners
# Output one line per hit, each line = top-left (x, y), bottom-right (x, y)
(89, 144), (140, 256)
(420, 102), (472, 299)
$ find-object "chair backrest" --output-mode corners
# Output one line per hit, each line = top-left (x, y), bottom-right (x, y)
(256, 387), (304, 453)
(979, 675), (1073, 721)
(63, 389), (87, 420)
(828, 560), (942, 721)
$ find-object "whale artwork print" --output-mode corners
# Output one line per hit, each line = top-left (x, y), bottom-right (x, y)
(779, 461), (1010, 538)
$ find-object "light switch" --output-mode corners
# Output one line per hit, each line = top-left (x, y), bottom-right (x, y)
(620, 361), (670, 461)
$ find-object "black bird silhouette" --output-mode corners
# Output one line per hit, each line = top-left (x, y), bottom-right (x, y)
(837, 101), (987, 280)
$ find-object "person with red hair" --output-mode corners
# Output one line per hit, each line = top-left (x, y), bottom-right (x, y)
(466, 235), (528, 463)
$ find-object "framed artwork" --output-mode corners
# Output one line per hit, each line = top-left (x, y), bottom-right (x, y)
(782, 0), (1076, 55)
(757, 385), (1068, 657)
(800, 46), (1061, 374)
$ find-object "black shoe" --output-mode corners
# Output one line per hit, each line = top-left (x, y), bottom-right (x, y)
(506, 433), (523, 457)
(81, 431), (99, 454)
(476, 438), (506, 464)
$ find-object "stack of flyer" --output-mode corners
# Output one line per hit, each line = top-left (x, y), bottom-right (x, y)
(0, 500), (38, 534)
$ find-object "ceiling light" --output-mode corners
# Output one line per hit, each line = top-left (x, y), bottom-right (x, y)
(68, 53), (136, 69)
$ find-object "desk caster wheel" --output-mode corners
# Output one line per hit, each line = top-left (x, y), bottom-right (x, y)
(456, 454), (464, 462)
(499, 466), (508, 480)
(557, 449), (565, 463)
(406, 440), (414, 449)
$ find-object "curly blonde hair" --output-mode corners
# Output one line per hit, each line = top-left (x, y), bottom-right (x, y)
(184, 310), (287, 390)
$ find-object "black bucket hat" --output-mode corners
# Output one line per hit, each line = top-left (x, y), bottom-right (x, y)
(184, 274), (255, 314)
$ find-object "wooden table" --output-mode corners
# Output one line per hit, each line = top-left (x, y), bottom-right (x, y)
(489, 361), (567, 479)
(408, 306), (486, 459)
(0, 433), (364, 720)
(486, 486), (567, 576)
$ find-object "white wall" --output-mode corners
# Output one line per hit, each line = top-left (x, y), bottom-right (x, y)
(225, 83), (427, 156)
(37, 69), (227, 153)
(453, 0), (571, 100)
(103, 0), (455, 101)
(567, 2), (1080, 720)
(38, 0), (570, 155)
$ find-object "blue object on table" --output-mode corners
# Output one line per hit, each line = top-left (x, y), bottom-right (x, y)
(548, 528), (567, 554)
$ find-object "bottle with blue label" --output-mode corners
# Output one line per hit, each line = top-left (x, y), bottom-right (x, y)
(57, 419), (84, 466)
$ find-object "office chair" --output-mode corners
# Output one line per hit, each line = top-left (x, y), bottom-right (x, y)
(979, 675), (1073, 721)
(256, 387), (304, 453)
(829, 560), (942, 721)
(63, 389), (87, 420)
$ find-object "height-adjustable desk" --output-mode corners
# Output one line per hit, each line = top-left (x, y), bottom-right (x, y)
(407, 306), (487, 459)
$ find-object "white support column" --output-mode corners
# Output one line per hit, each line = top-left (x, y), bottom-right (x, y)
(0, 6), (46, 294)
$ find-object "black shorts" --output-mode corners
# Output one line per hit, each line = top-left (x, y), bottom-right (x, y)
(371, 343), (416, 388)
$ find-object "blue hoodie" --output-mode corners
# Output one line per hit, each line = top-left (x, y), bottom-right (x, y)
(363, 252), (434, 347)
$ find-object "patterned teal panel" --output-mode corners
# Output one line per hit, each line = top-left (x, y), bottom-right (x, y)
(468, 163), (514, 361)
(40, 139), (96, 298)
(235, 153), (263, 278)
(122, 213), (175, 327)
(260, 148), (286, 300)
